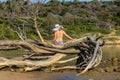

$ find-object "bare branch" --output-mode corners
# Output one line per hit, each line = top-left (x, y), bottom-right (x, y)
(33, 16), (45, 43)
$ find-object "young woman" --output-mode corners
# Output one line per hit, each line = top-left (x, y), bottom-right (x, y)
(53, 24), (73, 45)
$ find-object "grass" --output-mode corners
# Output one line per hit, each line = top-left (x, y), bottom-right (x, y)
(116, 29), (120, 36)
(0, 49), (25, 58)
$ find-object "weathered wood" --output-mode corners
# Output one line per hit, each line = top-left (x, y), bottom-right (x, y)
(51, 66), (80, 71)
(0, 40), (81, 54)
(43, 37), (88, 49)
(33, 16), (45, 44)
(0, 53), (66, 71)
(0, 46), (19, 50)
(77, 43), (100, 76)
(0, 35), (104, 75)
(57, 56), (79, 64)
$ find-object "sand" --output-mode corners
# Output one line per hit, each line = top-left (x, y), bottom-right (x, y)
(0, 71), (120, 80)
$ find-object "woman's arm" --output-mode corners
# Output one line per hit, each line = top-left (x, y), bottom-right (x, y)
(63, 31), (73, 40)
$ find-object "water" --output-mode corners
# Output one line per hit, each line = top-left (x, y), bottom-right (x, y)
(102, 45), (120, 60)
(49, 72), (87, 80)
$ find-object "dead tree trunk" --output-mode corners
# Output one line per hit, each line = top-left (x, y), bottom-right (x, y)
(0, 35), (104, 75)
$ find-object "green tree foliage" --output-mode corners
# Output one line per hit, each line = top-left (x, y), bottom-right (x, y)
(0, 0), (119, 40)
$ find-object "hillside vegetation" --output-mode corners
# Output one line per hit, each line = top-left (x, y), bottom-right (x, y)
(0, 0), (120, 40)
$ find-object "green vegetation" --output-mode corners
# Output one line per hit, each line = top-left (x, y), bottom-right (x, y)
(116, 30), (120, 36)
(0, 0), (120, 40)
(0, 49), (25, 58)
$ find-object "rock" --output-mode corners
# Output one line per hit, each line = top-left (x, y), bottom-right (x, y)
(114, 66), (120, 72)
(18, 68), (25, 72)
(105, 66), (119, 72)
(93, 68), (105, 73)
(111, 57), (119, 66)
(44, 68), (51, 72)
(106, 66), (114, 72)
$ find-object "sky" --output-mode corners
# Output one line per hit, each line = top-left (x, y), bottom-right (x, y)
(0, 0), (112, 3)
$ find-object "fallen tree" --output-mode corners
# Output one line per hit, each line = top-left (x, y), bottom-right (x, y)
(0, 35), (104, 75)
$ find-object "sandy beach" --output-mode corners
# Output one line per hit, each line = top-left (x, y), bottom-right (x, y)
(0, 71), (120, 80)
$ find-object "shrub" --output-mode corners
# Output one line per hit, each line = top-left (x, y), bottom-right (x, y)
(116, 29), (120, 36)
(0, 24), (19, 40)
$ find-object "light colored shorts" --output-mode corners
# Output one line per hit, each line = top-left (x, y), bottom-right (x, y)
(55, 41), (63, 45)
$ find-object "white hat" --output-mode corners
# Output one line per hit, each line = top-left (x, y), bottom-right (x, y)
(53, 24), (63, 31)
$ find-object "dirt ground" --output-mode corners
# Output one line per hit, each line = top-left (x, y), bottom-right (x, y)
(0, 71), (119, 80)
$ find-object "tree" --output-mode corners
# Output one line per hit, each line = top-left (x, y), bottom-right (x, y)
(73, 0), (79, 3)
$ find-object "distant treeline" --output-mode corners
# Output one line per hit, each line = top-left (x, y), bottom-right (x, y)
(0, 0), (120, 40)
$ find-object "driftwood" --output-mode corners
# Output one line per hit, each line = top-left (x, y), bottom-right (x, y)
(0, 35), (104, 75)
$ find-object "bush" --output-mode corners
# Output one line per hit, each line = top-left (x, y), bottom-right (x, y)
(98, 28), (111, 34)
(0, 24), (19, 40)
(116, 29), (120, 36)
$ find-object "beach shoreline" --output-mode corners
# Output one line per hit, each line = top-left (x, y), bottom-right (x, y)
(0, 70), (119, 80)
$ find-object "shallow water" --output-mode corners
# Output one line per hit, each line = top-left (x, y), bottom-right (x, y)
(0, 71), (88, 80)
(49, 72), (87, 80)
(102, 45), (120, 59)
